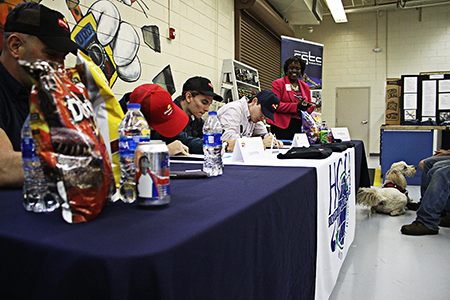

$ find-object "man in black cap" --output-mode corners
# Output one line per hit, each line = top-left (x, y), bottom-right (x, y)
(0, 2), (83, 188)
(173, 76), (222, 139)
(217, 90), (284, 152)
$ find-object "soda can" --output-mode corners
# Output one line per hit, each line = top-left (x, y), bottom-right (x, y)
(135, 140), (170, 206)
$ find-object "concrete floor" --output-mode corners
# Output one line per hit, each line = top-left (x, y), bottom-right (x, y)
(329, 157), (450, 300)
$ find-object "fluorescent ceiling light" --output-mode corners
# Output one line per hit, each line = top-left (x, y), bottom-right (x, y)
(324, 0), (347, 23)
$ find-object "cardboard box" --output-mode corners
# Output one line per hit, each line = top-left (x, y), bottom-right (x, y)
(385, 78), (401, 125)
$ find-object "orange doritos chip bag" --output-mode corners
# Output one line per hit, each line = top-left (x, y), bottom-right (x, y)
(20, 60), (115, 223)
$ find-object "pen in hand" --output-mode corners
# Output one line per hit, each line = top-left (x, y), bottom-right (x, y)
(270, 133), (274, 150)
(270, 133), (279, 151)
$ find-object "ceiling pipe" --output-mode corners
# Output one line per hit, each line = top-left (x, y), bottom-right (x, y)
(342, 0), (450, 14)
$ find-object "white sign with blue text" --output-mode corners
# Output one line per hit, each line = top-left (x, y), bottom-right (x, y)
(231, 137), (265, 163)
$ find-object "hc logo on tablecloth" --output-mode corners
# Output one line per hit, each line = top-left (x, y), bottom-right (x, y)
(328, 152), (352, 256)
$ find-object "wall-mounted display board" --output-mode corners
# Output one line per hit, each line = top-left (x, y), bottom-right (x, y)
(401, 74), (450, 124)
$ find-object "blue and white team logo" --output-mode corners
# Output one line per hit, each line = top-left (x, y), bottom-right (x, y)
(328, 153), (352, 258)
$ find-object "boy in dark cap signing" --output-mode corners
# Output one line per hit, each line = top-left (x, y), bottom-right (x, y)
(173, 76), (222, 139)
(217, 90), (284, 152)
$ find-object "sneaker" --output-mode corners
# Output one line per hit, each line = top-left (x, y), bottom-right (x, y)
(406, 201), (421, 211)
(439, 215), (450, 228)
(401, 221), (438, 235)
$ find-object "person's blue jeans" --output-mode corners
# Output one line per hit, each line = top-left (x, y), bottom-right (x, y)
(416, 162), (450, 230)
(420, 156), (450, 196)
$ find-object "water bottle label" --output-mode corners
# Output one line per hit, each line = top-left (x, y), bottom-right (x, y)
(203, 133), (222, 147)
(214, 133), (222, 146)
(22, 137), (35, 159)
(119, 136), (150, 155)
(203, 133), (214, 147)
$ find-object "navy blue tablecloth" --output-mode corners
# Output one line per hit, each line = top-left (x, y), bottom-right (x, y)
(353, 140), (371, 189)
(0, 164), (317, 300)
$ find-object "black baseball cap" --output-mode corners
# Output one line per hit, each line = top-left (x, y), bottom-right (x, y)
(4, 2), (83, 54)
(182, 76), (223, 101)
(256, 90), (280, 122)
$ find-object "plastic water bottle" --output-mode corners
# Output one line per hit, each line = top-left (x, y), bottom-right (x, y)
(203, 111), (223, 176)
(21, 115), (60, 212)
(119, 103), (150, 203)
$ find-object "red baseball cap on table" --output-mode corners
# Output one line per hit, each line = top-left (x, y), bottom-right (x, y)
(129, 84), (188, 138)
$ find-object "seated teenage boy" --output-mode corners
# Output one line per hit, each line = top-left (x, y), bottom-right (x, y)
(173, 76), (222, 139)
(217, 90), (283, 152)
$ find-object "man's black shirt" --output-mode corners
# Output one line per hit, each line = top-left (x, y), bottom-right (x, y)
(0, 62), (30, 151)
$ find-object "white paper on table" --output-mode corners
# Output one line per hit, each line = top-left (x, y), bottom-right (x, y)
(330, 127), (351, 141)
(292, 133), (310, 148)
(230, 137), (265, 163)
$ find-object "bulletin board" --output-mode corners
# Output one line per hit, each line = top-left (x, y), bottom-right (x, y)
(401, 74), (450, 124)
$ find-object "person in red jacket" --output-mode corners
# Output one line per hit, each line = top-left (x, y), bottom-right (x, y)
(268, 56), (314, 140)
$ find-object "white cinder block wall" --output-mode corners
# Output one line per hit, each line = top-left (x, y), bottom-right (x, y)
(44, 0), (234, 101)
(41, 1), (450, 154)
(294, 5), (450, 154)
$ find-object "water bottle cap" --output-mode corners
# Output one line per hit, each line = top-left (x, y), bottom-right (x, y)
(127, 103), (141, 109)
(208, 111), (217, 115)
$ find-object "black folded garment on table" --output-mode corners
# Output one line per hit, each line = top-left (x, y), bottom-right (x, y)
(402, 119), (437, 126)
(277, 147), (332, 159)
(340, 141), (355, 148)
(311, 142), (348, 152)
(331, 139), (355, 148)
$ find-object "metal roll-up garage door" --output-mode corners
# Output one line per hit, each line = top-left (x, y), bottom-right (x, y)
(236, 10), (281, 91)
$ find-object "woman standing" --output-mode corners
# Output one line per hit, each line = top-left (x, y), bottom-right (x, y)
(268, 57), (314, 140)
